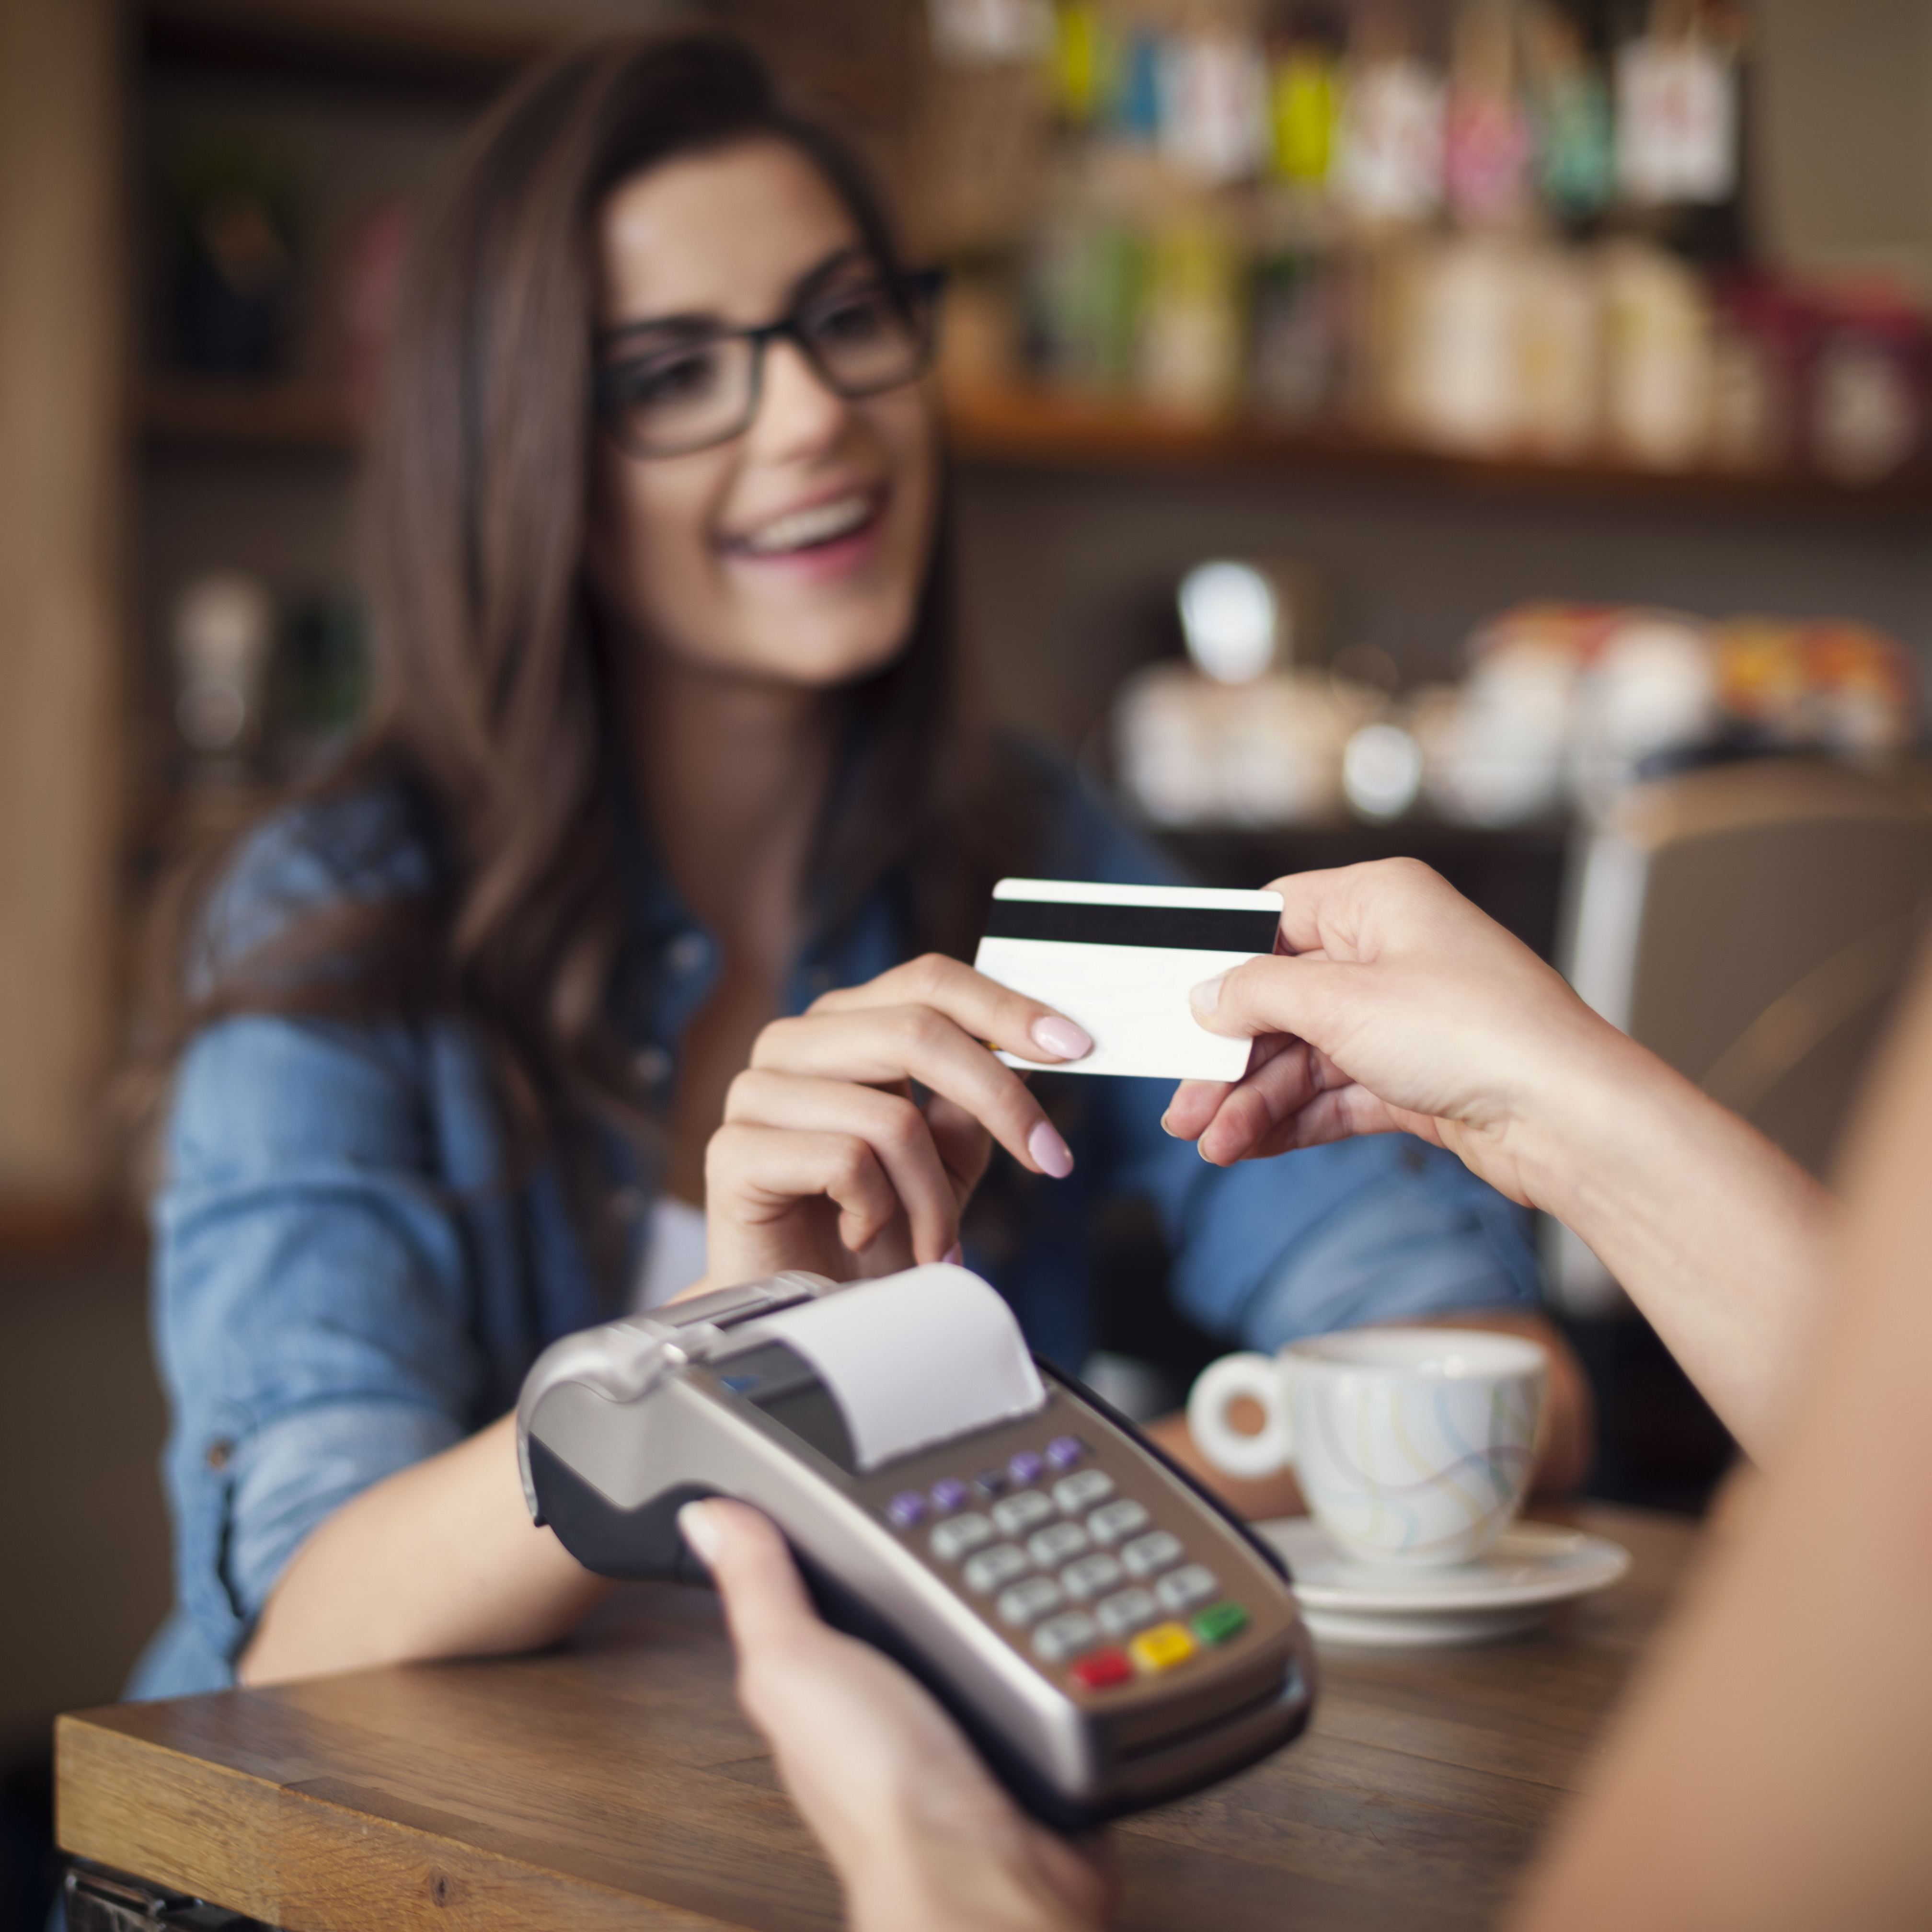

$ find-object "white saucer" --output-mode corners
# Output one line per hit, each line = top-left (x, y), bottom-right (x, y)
(1255, 1518), (1632, 1648)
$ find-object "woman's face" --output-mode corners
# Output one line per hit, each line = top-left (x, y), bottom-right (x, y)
(586, 139), (938, 690)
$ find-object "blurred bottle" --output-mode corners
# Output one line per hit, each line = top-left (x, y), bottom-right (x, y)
(1523, 2), (1614, 223)
(168, 133), (300, 377)
(1138, 215), (1245, 416)
(1444, 0), (1532, 230)
(1267, 5), (1345, 194)
(1335, 11), (1446, 229)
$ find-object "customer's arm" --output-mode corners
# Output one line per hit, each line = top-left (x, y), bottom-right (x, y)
(1165, 860), (1831, 1459)
(157, 1012), (610, 1689)
(1510, 952), (1932, 1930)
(242, 1410), (607, 1683)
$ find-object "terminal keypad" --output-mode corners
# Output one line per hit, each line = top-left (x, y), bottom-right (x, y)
(895, 1427), (1252, 1691)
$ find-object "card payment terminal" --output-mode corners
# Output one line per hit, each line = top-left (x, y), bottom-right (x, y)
(517, 1263), (1314, 1828)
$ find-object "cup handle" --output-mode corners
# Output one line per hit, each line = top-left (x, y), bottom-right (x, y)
(1186, 1352), (1295, 1481)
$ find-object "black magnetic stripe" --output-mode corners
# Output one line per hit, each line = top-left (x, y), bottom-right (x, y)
(982, 899), (1279, 952)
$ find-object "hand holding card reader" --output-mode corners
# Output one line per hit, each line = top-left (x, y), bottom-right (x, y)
(517, 1264), (1314, 1828)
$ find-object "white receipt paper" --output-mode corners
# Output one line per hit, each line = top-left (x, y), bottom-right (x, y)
(742, 1265), (1045, 1472)
(974, 878), (1284, 1082)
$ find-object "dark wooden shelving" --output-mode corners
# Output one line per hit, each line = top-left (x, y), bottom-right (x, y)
(142, 0), (544, 103)
(945, 384), (1932, 519)
(139, 374), (363, 453)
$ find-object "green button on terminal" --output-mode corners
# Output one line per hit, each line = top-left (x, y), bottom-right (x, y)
(1192, 1601), (1248, 1645)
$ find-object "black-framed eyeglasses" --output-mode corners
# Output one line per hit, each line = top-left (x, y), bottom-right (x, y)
(592, 267), (946, 460)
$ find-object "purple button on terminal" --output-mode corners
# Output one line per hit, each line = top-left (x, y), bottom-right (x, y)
(973, 1468), (1009, 1499)
(1045, 1435), (1088, 1471)
(886, 1491), (927, 1530)
(929, 1477), (971, 1514)
(1007, 1449), (1044, 1486)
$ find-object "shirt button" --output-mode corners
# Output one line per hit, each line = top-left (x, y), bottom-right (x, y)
(667, 932), (710, 976)
(205, 1438), (233, 1471)
(633, 1045), (672, 1086)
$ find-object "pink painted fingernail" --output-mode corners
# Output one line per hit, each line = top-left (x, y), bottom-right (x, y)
(1030, 1016), (1093, 1061)
(944, 1242), (965, 1266)
(1028, 1119), (1074, 1179)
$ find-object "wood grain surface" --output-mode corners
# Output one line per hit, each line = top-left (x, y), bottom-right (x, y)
(57, 1504), (1702, 1932)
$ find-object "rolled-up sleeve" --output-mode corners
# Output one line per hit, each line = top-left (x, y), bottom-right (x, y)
(153, 1012), (485, 1677)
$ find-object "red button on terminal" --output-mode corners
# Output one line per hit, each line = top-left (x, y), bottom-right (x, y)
(1070, 1648), (1133, 1691)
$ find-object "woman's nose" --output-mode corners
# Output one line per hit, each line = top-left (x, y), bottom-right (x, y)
(747, 335), (850, 460)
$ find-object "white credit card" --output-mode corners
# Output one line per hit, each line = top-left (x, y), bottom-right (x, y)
(973, 878), (1284, 1081)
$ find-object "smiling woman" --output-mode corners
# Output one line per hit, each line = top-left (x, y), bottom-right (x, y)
(123, 31), (1573, 1702)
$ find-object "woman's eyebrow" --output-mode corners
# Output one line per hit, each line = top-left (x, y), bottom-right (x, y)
(598, 245), (870, 349)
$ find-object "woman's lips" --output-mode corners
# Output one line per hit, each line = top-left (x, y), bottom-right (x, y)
(719, 488), (887, 580)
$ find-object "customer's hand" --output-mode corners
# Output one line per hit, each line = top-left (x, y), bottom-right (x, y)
(681, 1499), (1113, 1932)
(1164, 860), (1630, 1213)
(701, 955), (1089, 1287)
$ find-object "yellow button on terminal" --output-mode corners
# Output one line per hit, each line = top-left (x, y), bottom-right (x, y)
(1129, 1621), (1196, 1674)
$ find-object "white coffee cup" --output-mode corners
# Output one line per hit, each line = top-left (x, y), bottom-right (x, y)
(1187, 1327), (1548, 1568)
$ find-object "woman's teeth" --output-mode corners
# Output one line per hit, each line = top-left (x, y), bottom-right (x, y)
(738, 493), (874, 555)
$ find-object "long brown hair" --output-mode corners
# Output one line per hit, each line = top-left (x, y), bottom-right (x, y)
(136, 32), (1030, 1216)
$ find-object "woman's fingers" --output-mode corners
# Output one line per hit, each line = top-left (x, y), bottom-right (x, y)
(752, 1003), (1074, 1178)
(808, 953), (1093, 1066)
(723, 1070), (969, 1265)
(706, 1121), (902, 1257)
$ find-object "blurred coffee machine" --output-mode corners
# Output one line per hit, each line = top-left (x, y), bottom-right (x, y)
(1556, 757), (1932, 1315)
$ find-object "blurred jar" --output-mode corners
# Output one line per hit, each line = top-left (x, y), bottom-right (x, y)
(173, 573), (275, 777)
(1516, 245), (1602, 460)
(1417, 640), (1578, 827)
(1570, 613), (1721, 808)
(1385, 235), (1525, 454)
(1601, 241), (1712, 469)
(1806, 289), (1930, 485)
(1335, 46), (1445, 228)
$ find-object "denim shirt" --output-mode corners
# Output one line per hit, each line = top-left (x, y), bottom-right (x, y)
(129, 758), (1537, 1700)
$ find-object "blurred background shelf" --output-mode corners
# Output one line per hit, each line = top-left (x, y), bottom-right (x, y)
(945, 386), (1932, 518)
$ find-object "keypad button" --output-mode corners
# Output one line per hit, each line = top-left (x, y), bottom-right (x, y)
(1192, 1601), (1250, 1646)
(1070, 1648), (1133, 1690)
(1094, 1587), (1159, 1638)
(1052, 1469), (1115, 1514)
(1027, 1521), (1089, 1568)
(886, 1491), (927, 1530)
(1059, 1552), (1124, 1601)
(1129, 1621), (1196, 1675)
(996, 1575), (1064, 1626)
(1154, 1564), (1219, 1613)
(930, 1512), (994, 1562)
(972, 1468), (1009, 1500)
(1121, 1529), (1184, 1579)
(1045, 1435), (1088, 1471)
(1032, 1610), (1098, 1665)
(991, 1490), (1054, 1537)
(962, 1543), (1031, 1594)
(1086, 1498), (1150, 1545)
(1007, 1449), (1044, 1486)
(929, 1477), (970, 1515)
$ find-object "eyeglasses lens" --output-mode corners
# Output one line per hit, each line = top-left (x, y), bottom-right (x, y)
(603, 338), (754, 459)
(802, 283), (929, 395)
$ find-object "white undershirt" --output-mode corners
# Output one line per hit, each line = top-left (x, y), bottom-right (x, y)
(634, 1195), (709, 1311)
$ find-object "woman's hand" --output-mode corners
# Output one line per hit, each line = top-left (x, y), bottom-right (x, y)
(702, 954), (1091, 1287)
(682, 1498), (1112, 1932)
(1162, 859), (1630, 1214)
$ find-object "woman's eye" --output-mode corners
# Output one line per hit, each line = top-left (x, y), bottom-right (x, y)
(615, 348), (721, 409)
(811, 291), (893, 346)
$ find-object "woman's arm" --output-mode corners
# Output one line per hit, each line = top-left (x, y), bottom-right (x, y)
(1511, 957), (1932, 1930)
(241, 1411), (607, 1684)
(1166, 860), (1832, 1459)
